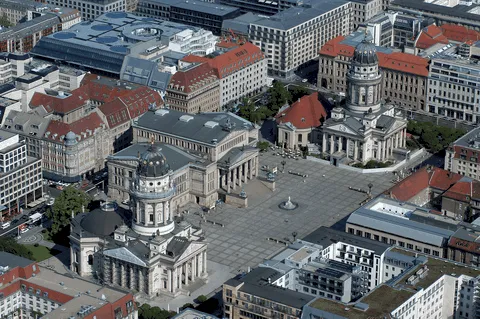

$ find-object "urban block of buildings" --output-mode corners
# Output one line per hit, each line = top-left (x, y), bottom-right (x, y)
(39, 0), (135, 20)
(70, 142), (208, 297)
(0, 130), (42, 218)
(30, 12), (218, 76)
(180, 41), (267, 108)
(0, 251), (138, 319)
(135, 0), (242, 35)
(2, 74), (162, 182)
(446, 126), (480, 179)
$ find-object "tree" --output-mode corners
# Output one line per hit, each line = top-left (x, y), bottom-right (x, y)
(196, 295), (208, 303)
(238, 98), (268, 124)
(0, 14), (12, 28)
(138, 304), (176, 319)
(46, 186), (91, 236)
(256, 141), (269, 152)
(267, 81), (291, 115)
(0, 238), (33, 260)
(288, 86), (310, 103)
(181, 303), (194, 311)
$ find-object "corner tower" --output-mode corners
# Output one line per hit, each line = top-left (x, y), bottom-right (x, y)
(346, 32), (382, 114)
(130, 140), (176, 236)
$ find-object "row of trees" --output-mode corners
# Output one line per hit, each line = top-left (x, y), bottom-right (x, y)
(407, 121), (466, 152)
(238, 82), (310, 124)
(0, 237), (34, 259)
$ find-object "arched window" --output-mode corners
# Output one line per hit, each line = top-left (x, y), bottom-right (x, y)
(88, 255), (93, 265)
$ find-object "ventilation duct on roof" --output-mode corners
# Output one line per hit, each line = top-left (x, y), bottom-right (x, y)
(204, 121), (219, 128)
(179, 115), (194, 122)
(155, 109), (169, 116)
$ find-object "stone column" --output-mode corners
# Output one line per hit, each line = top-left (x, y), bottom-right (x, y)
(377, 141), (382, 161)
(254, 157), (259, 177)
(237, 167), (242, 188)
(153, 203), (157, 226)
(130, 265), (135, 291)
(232, 167), (237, 191)
(178, 266), (182, 290)
(195, 255), (199, 277)
(138, 268), (145, 293)
(203, 251), (207, 273)
(403, 128), (407, 147)
(110, 258), (115, 283)
(191, 259), (196, 282)
(226, 170), (231, 193)
(383, 140), (387, 160)
(185, 263), (189, 286)
(172, 267), (177, 293)
(354, 140), (358, 160)
(338, 136), (343, 153)
(241, 163), (245, 183)
(322, 133), (327, 153)
(330, 135), (334, 153)
(167, 269), (172, 293)
(248, 160), (253, 179)
(346, 138), (350, 158)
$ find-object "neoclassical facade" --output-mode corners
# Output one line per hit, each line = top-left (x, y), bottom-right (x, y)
(69, 143), (207, 297)
(321, 34), (407, 165)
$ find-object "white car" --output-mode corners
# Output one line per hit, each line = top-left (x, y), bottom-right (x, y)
(20, 227), (29, 234)
(1, 222), (10, 229)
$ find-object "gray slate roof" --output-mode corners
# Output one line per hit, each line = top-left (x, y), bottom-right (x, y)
(3, 110), (51, 138)
(109, 142), (207, 170)
(302, 226), (390, 255)
(0, 13), (60, 41)
(346, 198), (455, 247)
(120, 55), (172, 92)
(133, 109), (254, 146)
(251, 0), (349, 30)
(222, 12), (263, 35)
(0, 252), (34, 268)
(226, 267), (315, 308)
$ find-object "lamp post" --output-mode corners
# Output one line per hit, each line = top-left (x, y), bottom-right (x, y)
(281, 160), (286, 173)
(292, 231), (298, 241)
(368, 183), (373, 196)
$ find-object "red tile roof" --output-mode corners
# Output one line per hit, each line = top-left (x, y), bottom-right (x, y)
(415, 25), (449, 49)
(99, 99), (130, 129)
(169, 63), (218, 93)
(387, 167), (463, 201)
(443, 181), (472, 202)
(448, 236), (480, 254)
(440, 24), (480, 43)
(275, 92), (327, 129)
(388, 167), (430, 201)
(319, 36), (429, 77)
(181, 42), (265, 79)
(30, 89), (90, 114)
(44, 112), (104, 143)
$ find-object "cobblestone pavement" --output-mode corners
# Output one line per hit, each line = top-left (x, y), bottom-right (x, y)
(183, 151), (396, 272)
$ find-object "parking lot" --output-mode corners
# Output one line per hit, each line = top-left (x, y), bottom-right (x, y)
(183, 152), (395, 273)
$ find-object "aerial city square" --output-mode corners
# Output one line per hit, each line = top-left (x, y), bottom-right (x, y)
(0, 0), (480, 318)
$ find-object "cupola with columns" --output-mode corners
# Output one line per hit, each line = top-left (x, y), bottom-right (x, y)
(130, 138), (176, 236)
(346, 31), (382, 115)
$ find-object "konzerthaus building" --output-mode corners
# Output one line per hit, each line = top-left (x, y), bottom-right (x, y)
(108, 109), (260, 208)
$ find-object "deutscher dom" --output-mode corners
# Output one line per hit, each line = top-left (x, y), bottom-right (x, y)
(69, 141), (208, 297)
(321, 32), (407, 165)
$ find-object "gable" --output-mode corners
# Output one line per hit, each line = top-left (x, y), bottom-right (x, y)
(176, 242), (206, 262)
(103, 247), (147, 267)
(327, 123), (358, 135)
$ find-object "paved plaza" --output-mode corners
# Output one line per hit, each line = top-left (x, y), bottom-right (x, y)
(184, 152), (396, 273)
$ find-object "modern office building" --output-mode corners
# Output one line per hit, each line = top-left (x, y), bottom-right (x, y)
(70, 149), (208, 296)
(42, 0), (127, 20)
(135, 0), (242, 35)
(223, 267), (315, 319)
(0, 252), (138, 319)
(30, 12), (217, 76)
(389, 0), (480, 30)
(302, 251), (480, 319)
(427, 56), (480, 124)
(249, 0), (352, 78)
(181, 42), (268, 108)
(109, 109), (259, 207)
(346, 195), (458, 258)
(0, 130), (42, 218)
(445, 126), (480, 180)
(350, 0), (383, 30)
(318, 31), (429, 111)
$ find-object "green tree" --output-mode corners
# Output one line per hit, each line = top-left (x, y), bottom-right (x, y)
(0, 14), (12, 27)
(0, 238), (33, 260)
(46, 186), (91, 236)
(196, 294), (208, 303)
(238, 98), (268, 124)
(267, 81), (291, 115)
(256, 141), (269, 152)
(138, 304), (176, 319)
(288, 86), (310, 103)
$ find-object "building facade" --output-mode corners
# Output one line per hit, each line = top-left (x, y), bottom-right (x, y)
(0, 130), (42, 218)
(0, 252), (138, 319)
(249, 0), (352, 78)
(320, 34), (407, 164)
(165, 63), (220, 114)
(351, 0), (383, 30)
(427, 56), (480, 124)
(135, 0), (241, 35)
(181, 42), (267, 108)
(318, 32), (429, 111)
(42, 0), (126, 20)
(70, 143), (208, 297)
(445, 126), (480, 180)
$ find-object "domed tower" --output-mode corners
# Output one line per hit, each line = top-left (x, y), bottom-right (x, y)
(346, 32), (382, 114)
(130, 141), (176, 236)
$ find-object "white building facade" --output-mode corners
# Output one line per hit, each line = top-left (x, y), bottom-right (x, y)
(169, 29), (217, 56)
(321, 34), (407, 164)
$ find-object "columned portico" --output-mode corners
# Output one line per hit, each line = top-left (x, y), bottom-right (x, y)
(219, 152), (258, 193)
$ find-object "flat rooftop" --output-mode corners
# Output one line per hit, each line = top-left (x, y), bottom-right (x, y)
(171, 0), (240, 16)
(0, 252), (34, 269)
(451, 126), (480, 149)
